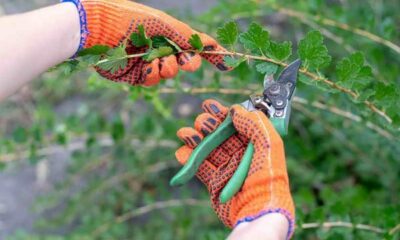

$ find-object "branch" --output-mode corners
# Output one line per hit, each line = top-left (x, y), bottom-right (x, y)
(1, 86), (394, 164)
(0, 134), (177, 163)
(268, 4), (400, 55)
(389, 223), (400, 235)
(201, 50), (392, 125)
(293, 98), (394, 140)
(92, 199), (210, 237)
(87, 41), (392, 125)
(158, 87), (394, 140)
(95, 53), (148, 65)
(91, 197), (398, 237)
(300, 221), (385, 234)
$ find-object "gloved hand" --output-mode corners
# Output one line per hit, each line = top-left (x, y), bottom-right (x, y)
(63, 0), (230, 86)
(176, 99), (295, 239)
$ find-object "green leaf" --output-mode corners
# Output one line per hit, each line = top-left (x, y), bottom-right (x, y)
(374, 82), (398, 108)
(0, 162), (6, 171)
(299, 74), (338, 93)
(223, 56), (246, 68)
(79, 55), (101, 65)
(13, 127), (27, 143)
(189, 34), (204, 51)
(298, 30), (331, 69)
(217, 21), (239, 46)
(130, 24), (152, 48)
(267, 41), (292, 61)
(143, 46), (174, 62)
(111, 117), (125, 142)
(336, 52), (373, 89)
(255, 62), (278, 75)
(239, 22), (269, 55)
(96, 46), (128, 74)
(153, 36), (182, 52)
(77, 45), (110, 57)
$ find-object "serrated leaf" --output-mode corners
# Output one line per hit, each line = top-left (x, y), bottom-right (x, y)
(217, 21), (239, 46)
(239, 22), (269, 55)
(255, 62), (278, 75)
(299, 74), (338, 93)
(130, 24), (152, 48)
(96, 46), (128, 74)
(143, 46), (174, 62)
(189, 34), (204, 51)
(152, 36), (182, 52)
(336, 52), (373, 89)
(0, 162), (6, 171)
(267, 41), (292, 61)
(111, 117), (125, 142)
(356, 88), (375, 102)
(374, 82), (398, 108)
(152, 36), (169, 48)
(223, 56), (246, 68)
(298, 30), (331, 69)
(78, 45), (111, 56)
(80, 55), (101, 65)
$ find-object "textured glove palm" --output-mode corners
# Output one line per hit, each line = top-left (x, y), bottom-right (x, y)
(176, 99), (295, 239)
(63, 0), (229, 86)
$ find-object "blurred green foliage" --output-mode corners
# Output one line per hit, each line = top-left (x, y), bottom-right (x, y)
(1, 0), (399, 239)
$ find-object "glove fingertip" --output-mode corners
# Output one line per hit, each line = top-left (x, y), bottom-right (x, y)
(202, 99), (229, 120)
(160, 55), (179, 79)
(197, 33), (232, 72)
(142, 59), (161, 86)
(175, 146), (192, 165)
(178, 52), (202, 72)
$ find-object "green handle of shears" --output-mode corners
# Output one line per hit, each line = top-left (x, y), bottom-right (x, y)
(170, 115), (255, 204)
(219, 142), (254, 203)
(170, 115), (238, 186)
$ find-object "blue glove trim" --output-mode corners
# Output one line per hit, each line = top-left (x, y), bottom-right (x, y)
(61, 0), (89, 55)
(235, 208), (295, 239)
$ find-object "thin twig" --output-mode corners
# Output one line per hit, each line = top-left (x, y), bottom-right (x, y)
(159, 87), (394, 140)
(300, 221), (385, 233)
(92, 199), (210, 236)
(200, 50), (392, 124)
(1, 87), (394, 164)
(95, 53), (148, 65)
(89, 44), (392, 125)
(269, 5), (400, 55)
(91, 197), (397, 237)
(293, 98), (394, 140)
(389, 223), (400, 235)
(0, 135), (177, 163)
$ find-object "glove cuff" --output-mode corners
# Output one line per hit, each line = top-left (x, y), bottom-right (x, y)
(231, 175), (295, 238)
(81, 0), (136, 48)
(235, 208), (295, 239)
(61, 0), (89, 53)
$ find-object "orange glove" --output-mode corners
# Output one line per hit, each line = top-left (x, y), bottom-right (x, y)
(176, 99), (295, 238)
(63, 0), (230, 86)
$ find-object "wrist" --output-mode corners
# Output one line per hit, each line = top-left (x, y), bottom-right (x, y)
(231, 176), (295, 238)
(61, 0), (88, 53)
(229, 213), (289, 240)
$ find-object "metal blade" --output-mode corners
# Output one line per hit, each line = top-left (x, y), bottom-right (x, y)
(263, 74), (275, 89)
(276, 59), (302, 98)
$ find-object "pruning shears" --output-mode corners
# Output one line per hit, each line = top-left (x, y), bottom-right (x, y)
(170, 59), (302, 203)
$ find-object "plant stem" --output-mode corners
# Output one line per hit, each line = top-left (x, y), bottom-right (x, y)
(95, 52), (148, 66)
(300, 221), (385, 234)
(91, 197), (397, 237)
(93, 49), (392, 125)
(266, 3), (400, 55)
(201, 50), (392, 124)
(158, 87), (394, 140)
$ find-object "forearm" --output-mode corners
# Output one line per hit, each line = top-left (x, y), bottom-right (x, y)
(0, 3), (80, 101)
(228, 213), (289, 240)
